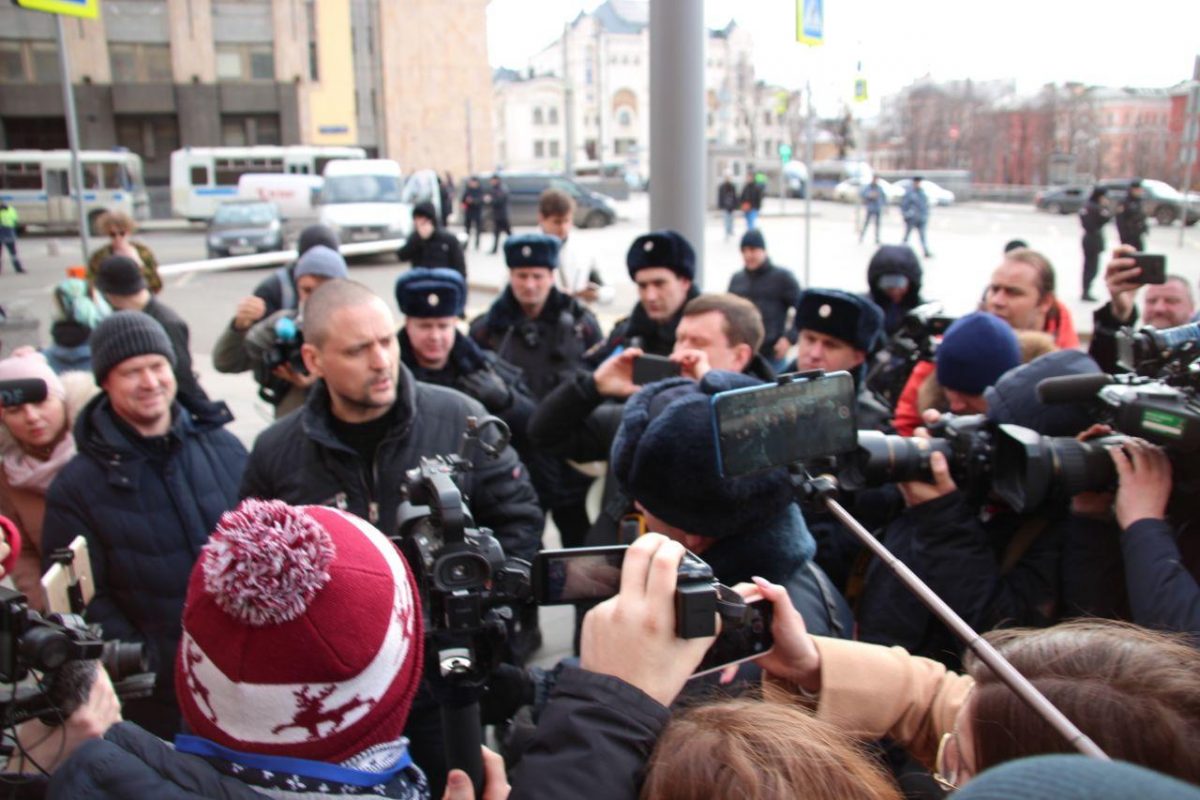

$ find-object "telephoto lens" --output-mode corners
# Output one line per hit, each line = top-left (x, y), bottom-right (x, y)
(839, 431), (955, 490)
(100, 640), (149, 681)
(992, 425), (1127, 512)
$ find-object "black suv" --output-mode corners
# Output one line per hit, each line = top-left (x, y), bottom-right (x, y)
(1094, 178), (1200, 227)
(470, 173), (616, 229)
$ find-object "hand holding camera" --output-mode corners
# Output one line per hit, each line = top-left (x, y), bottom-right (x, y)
(897, 411), (960, 508)
(579, 534), (718, 707)
(735, 577), (822, 694)
(1110, 439), (1172, 530)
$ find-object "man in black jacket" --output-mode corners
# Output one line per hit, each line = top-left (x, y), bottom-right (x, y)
(470, 233), (603, 548)
(94, 255), (212, 413)
(487, 174), (512, 254)
(396, 201), (466, 275)
(238, 279), (543, 785)
(42, 312), (247, 739)
(717, 172), (738, 239)
(866, 244), (924, 336)
(461, 175), (485, 251)
(585, 229), (699, 366)
(727, 229), (801, 367)
(396, 267), (535, 451)
(1115, 179), (1148, 251)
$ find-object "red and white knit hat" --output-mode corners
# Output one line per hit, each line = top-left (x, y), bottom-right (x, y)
(177, 499), (424, 763)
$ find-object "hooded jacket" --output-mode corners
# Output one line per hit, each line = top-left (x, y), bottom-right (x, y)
(867, 245), (924, 335)
(41, 394), (247, 736)
(396, 228), (466, 275)
(0, 371), (97, 610)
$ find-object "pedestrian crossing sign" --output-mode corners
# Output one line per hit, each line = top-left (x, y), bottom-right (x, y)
(855, 78), (868, 102)
(14, 0), (100, 19)
(797, 0), (824, 46)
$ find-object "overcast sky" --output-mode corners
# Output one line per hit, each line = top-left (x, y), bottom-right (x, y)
(487, 0), (1200, 116)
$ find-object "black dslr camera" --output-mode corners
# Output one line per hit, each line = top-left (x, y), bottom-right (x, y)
(261, 315), (308, 375)
(865, 302), (956, 408)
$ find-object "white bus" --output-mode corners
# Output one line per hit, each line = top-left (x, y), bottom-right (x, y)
(171, 145), (366, 220)
(0, 149), (149, 233)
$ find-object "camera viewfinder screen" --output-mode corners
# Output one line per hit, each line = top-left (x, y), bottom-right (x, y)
(713, 372), (857, 477)
(537, 550), (624, 604)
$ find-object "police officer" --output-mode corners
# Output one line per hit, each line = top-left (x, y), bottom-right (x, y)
(461, 175), (485, 251)
(395, 267), (534, 447)
(0, 201), (25, 274)
(487, 174), (512, 254)
(1115, 179), (1148, 251)
(586, 230), (700, 365)
(470, 233), (603, 548)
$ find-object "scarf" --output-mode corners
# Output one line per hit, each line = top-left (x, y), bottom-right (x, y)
(3, 433), (75, 494)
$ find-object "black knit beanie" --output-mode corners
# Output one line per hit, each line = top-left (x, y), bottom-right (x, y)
(90, 311), (177, 383)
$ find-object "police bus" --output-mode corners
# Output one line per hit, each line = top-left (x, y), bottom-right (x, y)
(0, 149), (149, 233)
(170, 145), (366, 220)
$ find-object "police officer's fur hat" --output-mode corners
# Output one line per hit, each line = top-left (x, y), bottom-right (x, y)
(611, 372), (794, 538)
(795, 288), (884, 353)
(394, 267), (466, 318)
(626, 230), (696, 281)
(503, 233), (560, 270)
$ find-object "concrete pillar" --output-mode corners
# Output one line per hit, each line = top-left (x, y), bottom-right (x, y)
(649, 0), (706, 285)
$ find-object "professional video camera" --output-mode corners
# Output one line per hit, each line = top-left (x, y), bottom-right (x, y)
(865, 302), (956, 409)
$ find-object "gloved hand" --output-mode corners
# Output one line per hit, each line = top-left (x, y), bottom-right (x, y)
(457, 368), (513, 411)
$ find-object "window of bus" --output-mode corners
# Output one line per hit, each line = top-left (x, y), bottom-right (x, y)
(0, 163), (42, 191)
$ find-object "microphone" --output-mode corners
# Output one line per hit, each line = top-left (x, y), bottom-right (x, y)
(1036, 374), (1112, 405)
(0, 378), (49, 408)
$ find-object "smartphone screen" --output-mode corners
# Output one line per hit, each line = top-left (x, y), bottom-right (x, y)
(41, 536), (95, 615)
(691, 598), (774, 677)
(632, 354), (681, 385)
(712, 371), (858, 477)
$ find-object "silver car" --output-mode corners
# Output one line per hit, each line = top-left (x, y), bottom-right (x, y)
(206, 200), (284, 258)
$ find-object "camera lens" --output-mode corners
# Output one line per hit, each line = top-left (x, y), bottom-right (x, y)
(19, 627), (73, 672)
(993, 425), (1123, 512)
(433, 551), (491, 592)
(101, 641), (149, 681)
(840, 431), (954, 489)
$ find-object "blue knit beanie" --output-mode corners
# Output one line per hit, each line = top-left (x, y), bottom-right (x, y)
(936, 312), (1020, 396)
(610, 372), (794, 538)
(952, 755), (1200, 800)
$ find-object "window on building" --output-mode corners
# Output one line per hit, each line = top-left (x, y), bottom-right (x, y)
(29, 42), (60, 82)
(306, 0), (319, 81)
(548, 106), (559, 125)
(549, 140), (560, 157)
(215, 44), (274, 82)
(617, 109), (632, 127)
(109, 43), (173, 83)
(533, 107), (544, 125)
(534, 140), (545, 158)
(614, 138), (637, 155)
(0, 42), (24, 83)
(763, 111), (772, 125)
(219, 115), (283, 147)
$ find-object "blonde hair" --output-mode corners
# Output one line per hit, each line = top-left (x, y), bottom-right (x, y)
(642, 698), (901, 800)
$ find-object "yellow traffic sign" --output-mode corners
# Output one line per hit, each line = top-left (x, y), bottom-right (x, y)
(797, 0), (823, 46)
(854, 78), (868, 102)
(14, 0), (99, 19)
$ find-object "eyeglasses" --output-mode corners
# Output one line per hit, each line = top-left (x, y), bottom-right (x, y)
(933, 730), (964, 791)
(108, 230), (128, 238)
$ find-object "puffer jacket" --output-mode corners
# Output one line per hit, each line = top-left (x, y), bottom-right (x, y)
(238, 364), (543, 562)
(41, 395), (247, 736)
(0, 371), (97, 610)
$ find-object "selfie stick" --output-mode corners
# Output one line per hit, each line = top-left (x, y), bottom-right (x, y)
(816, 484), (1110, 761)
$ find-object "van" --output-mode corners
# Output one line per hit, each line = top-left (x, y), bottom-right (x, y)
(318, 159), (410, 243)
(489, 172), (617, 228)
(237, 173), (323, 220)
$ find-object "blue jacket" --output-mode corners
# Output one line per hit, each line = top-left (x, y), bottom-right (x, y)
(1121, 518), (1200, 640)
(900, 185), (930, 224)
(42, 394), (247, 733)
(860, 182), (887, 213)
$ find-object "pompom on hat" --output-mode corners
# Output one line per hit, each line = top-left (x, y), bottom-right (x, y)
(177, 499), (424, 763)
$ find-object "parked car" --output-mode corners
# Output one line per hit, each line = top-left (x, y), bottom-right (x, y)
(783, 161), (808, 198)
(1094, 178), (1200, 226)
(894, 178), (956, 206)
(1034, 185), (1088, 214)
(206, 200), (283, 259)
(833, 177), (903, 204)
(487, 172), (617, 228)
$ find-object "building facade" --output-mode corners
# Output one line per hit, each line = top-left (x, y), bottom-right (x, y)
(0, 0), (492, 189)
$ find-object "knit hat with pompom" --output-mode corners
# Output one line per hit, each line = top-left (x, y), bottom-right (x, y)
(177, 499), (423, 763)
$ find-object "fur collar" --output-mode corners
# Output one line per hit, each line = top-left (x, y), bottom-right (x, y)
(699, 505), (816, 587)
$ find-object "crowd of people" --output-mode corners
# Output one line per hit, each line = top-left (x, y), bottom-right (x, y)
(0, 182), (1198, 800)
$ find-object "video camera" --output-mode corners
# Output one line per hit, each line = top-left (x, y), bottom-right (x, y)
(865, 302), (956, 409)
